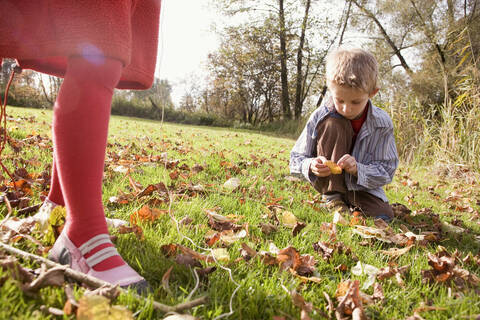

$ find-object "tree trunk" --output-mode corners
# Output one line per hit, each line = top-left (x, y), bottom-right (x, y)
(351, 0), (413, 75)
(39, 76), (54, 106)
(278, 0), (291, 119)
(408, 0), (449, 105)
(316, 0), (351, 108)
(316, 85), (328, 107)
(293, 0), (311, 119)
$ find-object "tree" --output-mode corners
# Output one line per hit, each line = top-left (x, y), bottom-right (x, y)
(212, 0), (339, 120)
(207, 21), (283, 125)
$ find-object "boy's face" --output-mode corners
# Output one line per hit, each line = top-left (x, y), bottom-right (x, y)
(328, 82), (378, 120)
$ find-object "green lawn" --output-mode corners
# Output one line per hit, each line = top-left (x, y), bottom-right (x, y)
(1, 106), (479, 319)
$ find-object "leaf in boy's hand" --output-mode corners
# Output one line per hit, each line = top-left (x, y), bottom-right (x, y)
(324, 161), (342, 174)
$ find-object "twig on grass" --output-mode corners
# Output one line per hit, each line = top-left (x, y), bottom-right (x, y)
(166, 191), (241, 320)
(0, 241), (208, 313)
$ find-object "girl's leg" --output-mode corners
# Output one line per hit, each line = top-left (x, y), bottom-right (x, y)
(51, 56), (144, 287)
(46, 156), (65, 206)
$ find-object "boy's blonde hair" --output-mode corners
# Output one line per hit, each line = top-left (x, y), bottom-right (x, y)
(325, 48), (378, 94)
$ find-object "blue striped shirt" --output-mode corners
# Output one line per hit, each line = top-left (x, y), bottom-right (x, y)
(289, 100), (398, 202)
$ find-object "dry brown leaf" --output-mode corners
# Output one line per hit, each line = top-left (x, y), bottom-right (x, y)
(260, 222), (278, 235)
(240, 243), (258, 261)
(84, 285), (120, 300)
(277, 247), (300, 271)
(377, 265), (410, 281)
(290, 289), (313, 320)
(0, 256), (35, 283)
(312, 241), (335, 261)
(380, 245), (414, 259)
(76, 295), (133, 320)
(130, 205), (166, 224)
(161, 244), (178, 257)
(22, 266), (65, 295)
(292, 222), (307, 236)
(117, 225), (144, 240)
(162, 266), (174, 294)
(335, 280), (366, 320)
(421, 246), (480, 290)
(372, 283), (384, 302)
(175, 254), (202, 268)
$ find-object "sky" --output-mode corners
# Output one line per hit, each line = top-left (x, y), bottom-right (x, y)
(155, 0), (220, 105)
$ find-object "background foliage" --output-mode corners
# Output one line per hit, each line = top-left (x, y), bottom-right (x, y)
(1, 0), (479, 168)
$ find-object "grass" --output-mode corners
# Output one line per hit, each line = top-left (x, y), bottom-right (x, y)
(1, 106), (480, 319)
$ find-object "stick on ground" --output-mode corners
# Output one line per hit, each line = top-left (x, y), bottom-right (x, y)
(0, 241), (208, 313)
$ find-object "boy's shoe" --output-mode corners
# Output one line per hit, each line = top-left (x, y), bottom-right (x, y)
(49, 230), (150, 294)
(375, 215), (393, 223)
(325, 198), (351, 215)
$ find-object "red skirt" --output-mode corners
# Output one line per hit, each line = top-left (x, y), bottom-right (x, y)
(0, 0), (160, 90)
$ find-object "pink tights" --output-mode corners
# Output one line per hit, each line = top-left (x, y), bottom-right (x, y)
(51, 56), (124, 271)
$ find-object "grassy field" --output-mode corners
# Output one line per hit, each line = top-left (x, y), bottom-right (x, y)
(1, 106), (480, 320)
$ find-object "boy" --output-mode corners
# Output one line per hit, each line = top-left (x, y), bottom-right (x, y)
(290, 48), (398, 221)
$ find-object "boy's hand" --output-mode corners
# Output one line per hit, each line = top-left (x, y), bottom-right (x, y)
(337, 154), (357, 176)
(310, 156), (332, 177)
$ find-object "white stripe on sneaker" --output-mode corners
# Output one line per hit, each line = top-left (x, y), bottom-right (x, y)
(85, 246), (119, 267)
(79, 234), (112, 255)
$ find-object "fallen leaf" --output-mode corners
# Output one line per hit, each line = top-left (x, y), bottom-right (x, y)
(335, 280), (366, 320)
(83, 285), (120, 301)
(175, 254), (202, 268)
(260, 222), (278, 235)
(0, 256), (35, 283)
(351, 261), (379, 289)
(312, 241), (334, 261)
(292, 222), (307, 236)
(377, 265), (409, 283)
(333, 211), (349, 226)
(372, 283), (384, 302)
(210, 248), (230, 262)
(162, 266), (174, 295)
(22, 266), (65, 295)
(44, 206), (66, 245)
(281, 210), (298, 228)
(160, 243), (178, 257)
(117, 225), (144, 240)
(421, 246), (480, 290)
(130, 205), (167, 224)
(240, 243), (257, 261)
(380, 245), (414, 259)
(76, 295), (133, 320)
(223, 178), (241, 191)
(290, 289), (313, 319)
(163, 312), (198, 320)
